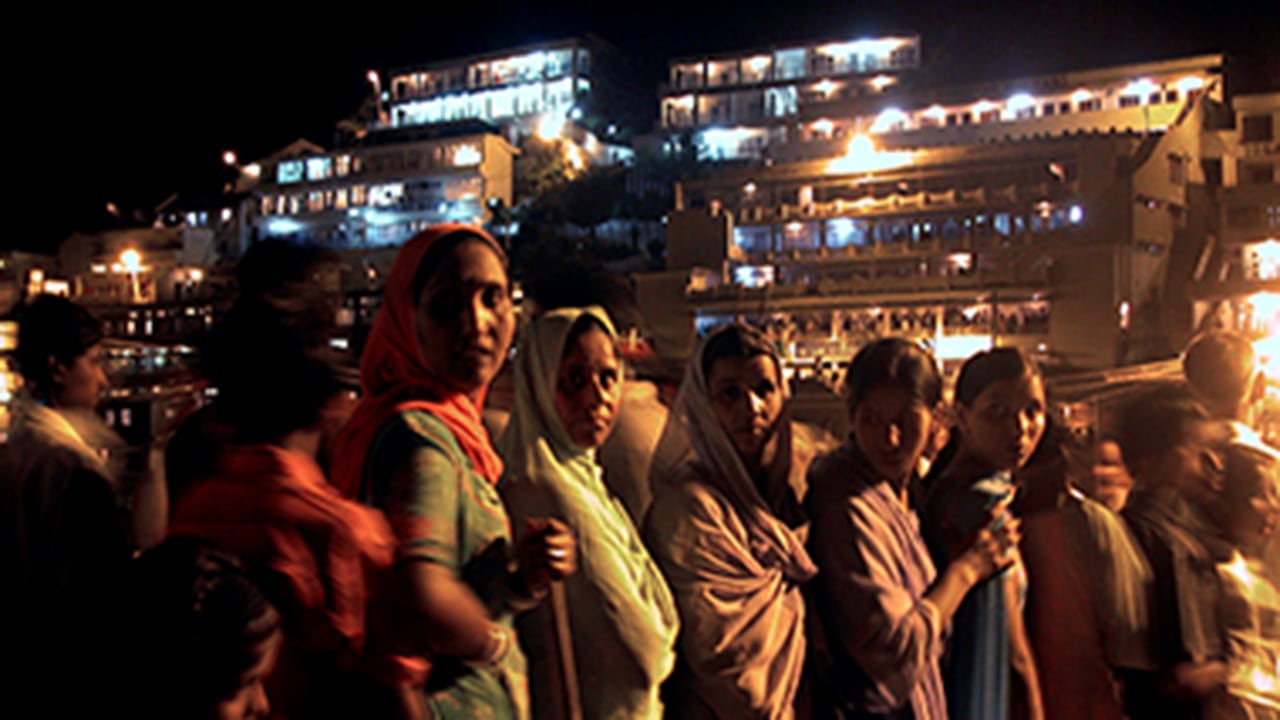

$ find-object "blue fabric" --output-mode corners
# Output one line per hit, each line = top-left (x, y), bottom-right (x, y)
(924, 467), (1015, 720)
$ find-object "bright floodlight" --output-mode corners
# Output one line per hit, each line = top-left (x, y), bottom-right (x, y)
(537, 114), (564, 141)
(120, 249), (143, 273)
(222, 151), (238, 166)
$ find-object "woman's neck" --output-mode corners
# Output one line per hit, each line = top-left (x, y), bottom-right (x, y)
(949, 443), (1001, 477)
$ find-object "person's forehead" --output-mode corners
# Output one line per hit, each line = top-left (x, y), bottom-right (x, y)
(708, 354), (777, 384)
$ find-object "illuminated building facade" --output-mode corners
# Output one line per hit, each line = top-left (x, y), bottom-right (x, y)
(653, 52), (1247, 371)
(386, 36), (643, 140)
(248, 126), (516, 248)
(659, 34), (921, 160)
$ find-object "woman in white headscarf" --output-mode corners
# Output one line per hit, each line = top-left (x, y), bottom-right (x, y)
(500, 306), (678, 720)
(643, 323), (821, 719)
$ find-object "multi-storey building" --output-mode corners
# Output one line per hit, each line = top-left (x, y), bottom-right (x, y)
(659, 33), (922, 160)
(386, 36), (641, 139)
(248, 125), (516, 249)
(648, 50), (1248, 372)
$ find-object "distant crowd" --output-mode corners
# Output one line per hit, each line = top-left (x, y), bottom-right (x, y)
(3, 223), (1277, 719)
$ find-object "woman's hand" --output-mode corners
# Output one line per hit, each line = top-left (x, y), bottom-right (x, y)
(517, 518), (577, 599)
(955, 505), (1022, 584)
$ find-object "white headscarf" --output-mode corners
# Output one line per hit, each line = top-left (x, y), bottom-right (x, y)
(499, 306), (678, 711)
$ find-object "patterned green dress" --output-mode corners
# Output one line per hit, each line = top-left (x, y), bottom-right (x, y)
(366, 409), (529, 720)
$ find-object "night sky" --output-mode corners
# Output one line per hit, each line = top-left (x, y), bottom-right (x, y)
(18, 0), (1275, 253)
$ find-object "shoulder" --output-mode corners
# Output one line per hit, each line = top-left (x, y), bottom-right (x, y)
(648, 465), (736, 531)
(372, 409), (465, 461)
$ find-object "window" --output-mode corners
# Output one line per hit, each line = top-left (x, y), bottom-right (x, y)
(1059, 101), (1071, 114)
(1202, 158), (1223, 187)
(1078, 98), (1101, 112)
(978, 109), (1000, 123)
(1168, 154), (1186, 185)
(1242, 115), (1274, 142)
(1042, 103), (1056, 116)
(1148, 92), (1162, 104)
(1268, 205), (1279, 229)
(1165, 90), (1178, 103)
(1119, 95), (1141, 109)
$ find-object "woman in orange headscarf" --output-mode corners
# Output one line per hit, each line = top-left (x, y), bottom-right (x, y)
(330, 224), (575, 720)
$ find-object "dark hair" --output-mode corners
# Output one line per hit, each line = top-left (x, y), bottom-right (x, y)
(843, 338), (942, 411)
(202, 298), (343, 443)
(1115, 382), (1212, 473)
(14, 294), (104, 396)
(119, 538), (279, 714)
(1183, 330), (1256, 409)
(1223, 442), (1278, 505)
(410, 230), (508, 306)
(700, 324), (777, 381)
(236, 240), (340, 301)
(954, 347), (1043, 407)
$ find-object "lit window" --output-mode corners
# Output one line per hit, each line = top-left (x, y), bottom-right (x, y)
(335, 155), (351, 177)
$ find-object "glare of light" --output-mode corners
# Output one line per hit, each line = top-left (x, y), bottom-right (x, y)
(811, 118), (834, 136)
(222, 151), (238, 166)
(1071, 88), (1093, 104)
(1007, 93), (1036, 111)
(815, 79), (838, 97)
(746, 55), (770, 73)
(949, 252), (973, 271)
(1176, 76), (1206, 94)
(188, 268), (204, 282)
(699, 127), (754, 156)
(537, 114), (565, 141)
(827, 133), (917, 174)
(569, 106), (583, 121)
(785, 221), (804, 234)
(817, 38), (907, 57)
(242, 163), (261, 178)
(119, 249), (143, 273)
(366, 70), (380, 87)
(933, 334), (992, 360)
(1069, 205), (1084, 224)
(1252, 239), (1280, 280)
(870, 75), (895, 91)
(266, 217), (305, 236)
(743, 181), (757, 195)
(1119, 300), (1131, 330)
(870, 107), (907, 133)
(220, 208), (233, 223)
(1123, 78), (1158, 97)
(452, 144), (482, 166)
(973, 99), (997, 114)
(564, 144), (585, 171)
(669, 94), (694, 109)
(90, 263), (107, 274)
(923, 104), (947, 121)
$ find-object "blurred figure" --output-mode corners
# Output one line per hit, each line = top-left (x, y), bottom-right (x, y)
(500, 307), (678, 719)
(806, 339), (1020, 720)
(165, 240), (342, 511)
(1203, 440), (1280, 718)
(644, 324), (818, 718)
(922, 348), (1046, 720)
(1118, 384), (1231, 719)
(328, 225), (574, 719)
(1, 295), (132, 710)
(1183, 330), (1266, 436)
(112, 538), (283, 719)
(1084, 439), (1136, 513)
(169, 297), (416, 717)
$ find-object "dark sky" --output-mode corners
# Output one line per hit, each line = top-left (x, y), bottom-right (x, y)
(17, 0), (1275, 253)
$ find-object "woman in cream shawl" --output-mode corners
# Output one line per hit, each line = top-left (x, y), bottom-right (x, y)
(643, 323), (820, 719)
(500, 306), (678, 719)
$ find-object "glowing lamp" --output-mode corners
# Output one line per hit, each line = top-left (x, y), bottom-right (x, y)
(222, 151), (238, 167)
(537, 115), (565, 141)
(811, 118), (834, 136)
(1176, 76), (1206, 94)
(1007, 93), (1035, 111)
(973, 99), (996, 114)
(814, 79), (838, 97)
(923, 104), (947, 121)
(1122, 78), (1157, 97)
(120, 249), (143, 273)
(870, 107), (907, 134)
(1071, 88), (1093, 104)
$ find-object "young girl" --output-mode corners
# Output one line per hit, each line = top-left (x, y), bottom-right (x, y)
(923, 348), (1046, 720)
(807, 339), (1022, 720)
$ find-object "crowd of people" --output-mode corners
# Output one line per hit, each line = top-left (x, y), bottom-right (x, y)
(3, 222), (1277, 719)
